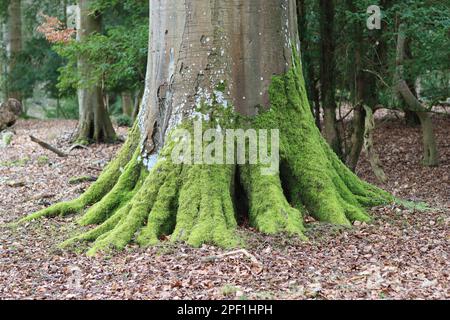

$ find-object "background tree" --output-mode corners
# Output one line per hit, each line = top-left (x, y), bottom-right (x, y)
(20, 0), (392, 255)
(297, 0), (448, 170)
(74, 0), (115, 143)
(6, 0), (23, 102)
(319, 0), (342, 157)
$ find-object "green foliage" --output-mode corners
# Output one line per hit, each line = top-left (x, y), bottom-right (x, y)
(56, 0), (148, 96)
(1, 132), (13, 146)
(114, 114), (132, 127)
(0, 0), (9, 21)
(385, 0), (450, 104)
(301, 0), (449, 110)
(8, 37), (66, 100)
(43, 97), (79, 120)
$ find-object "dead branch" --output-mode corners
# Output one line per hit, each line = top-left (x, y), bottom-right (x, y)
(29, 135), (68, 157)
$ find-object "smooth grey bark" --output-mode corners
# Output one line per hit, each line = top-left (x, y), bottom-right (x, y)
(138, 0), (300, 156)
(76, 0), (116, 143)
(7, 0), (22, 102)
(0, 23), (7, 101)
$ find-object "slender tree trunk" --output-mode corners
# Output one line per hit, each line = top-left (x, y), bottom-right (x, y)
(347, 20), (366, 172)
(395, 24), (438, 166)
(319, 0), (341, 157)
(363, 105), (386, 183)
(0, 23), (7, 101)
(131, 89), (142, 122)
(76, 0), (116, 143)
(7, 0), (22, 102)
(62, 0), (68, 27)
(21, 0), (392, 255)
(297, 0), (321, 130)
(345, 0), (382, 172)
(121, 92), (133, 117)
(402, 39), (420, 127)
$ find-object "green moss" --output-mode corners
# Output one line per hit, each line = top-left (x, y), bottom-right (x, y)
(17, 50), (394, 255)
(137, 169), (180, 246)
(240, 164), (306, 238)
(86, 152), (176, 256)
(252, 54), (392, 226)
(68, 175), (96, 185)
(0, 156), (30, 167)
(2, 132), (14, 146)
(37, 156), (50, 166)
(17, 123), (141, 224)
(77, 148), (146, 226)
(75, 138), (90, 146)
(171, 163), (239, 248)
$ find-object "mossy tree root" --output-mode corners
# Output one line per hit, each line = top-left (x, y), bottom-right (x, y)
(17, 124), (141, 225)
(64, 160), (240, 255)
(254, 63), (393, 227)
(239, 164), (306, 238)
(19, 62), (393, 254)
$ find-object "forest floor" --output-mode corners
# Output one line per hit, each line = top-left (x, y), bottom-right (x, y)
(0, 112), (449, 300)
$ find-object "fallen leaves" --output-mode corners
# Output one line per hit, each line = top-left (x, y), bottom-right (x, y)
(0, 117), (448, 300)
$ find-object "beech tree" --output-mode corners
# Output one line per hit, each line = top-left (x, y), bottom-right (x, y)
(6, 0), (23, 102)
(75, 0), (115, 143)
(19, 0), (392, 255)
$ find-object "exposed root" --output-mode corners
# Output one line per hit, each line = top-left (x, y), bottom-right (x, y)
(17, 124), (141, 224)
(171, 164), (239, 248)
(240, 164), (306, 238)
(85, 156), (175, 255)
(19, 57), (393, 254)
(77, 148), (146, 226)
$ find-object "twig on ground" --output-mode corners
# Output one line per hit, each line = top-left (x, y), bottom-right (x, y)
(29, 135), (68, 157)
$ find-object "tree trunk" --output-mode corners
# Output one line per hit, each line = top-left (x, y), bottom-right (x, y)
(20, 0), (392, 255)
(7, 0), (22, 102)
(402, 39), (420, 127)
(75, 0), (116, 143)
(395, 24), (438, 166)
(363, 105), (386, 183)
(347, 32), (366, 172)
(0, 23), (7, 101)
(319, 0), (341, 157)
(297, 0), (321, 130)
(404, 109), (420, 127)
(0, 98), (22, 131)
(121, 92), (134, 117)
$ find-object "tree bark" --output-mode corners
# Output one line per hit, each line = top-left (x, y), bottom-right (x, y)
(319, 0), (341, 157)
(76, 0), (116, 143)
(395, 24), (439, 166)
(0, 98), (22, 131)
(121, 92), (134, 117)
(7, 0), (22, 102)
(297, 0), (321, 130)
(363, 105), (386, 183)
(20, 0), (392, 255)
